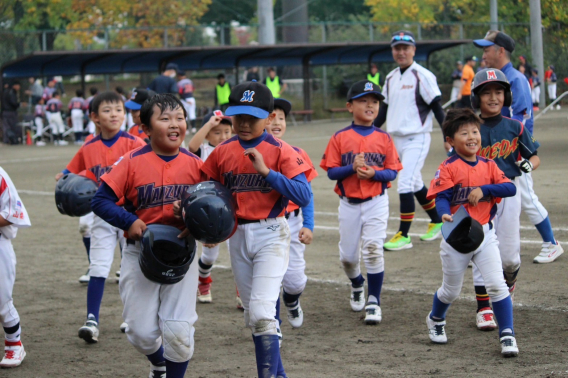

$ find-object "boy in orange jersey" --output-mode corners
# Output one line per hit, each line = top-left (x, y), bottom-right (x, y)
(321, 80), (402, 325)
(92, 93), (204, 378)
(55, 91), (146, 344)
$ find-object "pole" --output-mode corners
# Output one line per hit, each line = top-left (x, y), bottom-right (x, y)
(529, 0), (546, 107)
(257, 0), (275, 45)
(490, 0), (498, 30)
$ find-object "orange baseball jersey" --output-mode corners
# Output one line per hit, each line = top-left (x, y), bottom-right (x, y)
(128, 124), (148, 140)
(101, 145), (205, 230)
(287, 146), (318, 213)
(84, 134), (95, 143)
(201, 134), (312, 220)
(320, 125), (402, 199)
(66, 131), (146, 184)
(427, 155), (511, 225)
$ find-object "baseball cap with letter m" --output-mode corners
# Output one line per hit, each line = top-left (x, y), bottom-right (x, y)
(473, 30), (515, 53)
(226, 81), (274, 119)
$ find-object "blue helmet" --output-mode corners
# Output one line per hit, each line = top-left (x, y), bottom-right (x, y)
(55, 173), (98, 217)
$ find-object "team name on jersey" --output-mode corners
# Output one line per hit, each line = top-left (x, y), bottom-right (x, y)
(479, 137), (518, 160)
(451, 184), (491, 206)
(222, 171), (273, 193)
(136, 183), (192, 209)
(89, 164), (113, 182)
(341, 152), (386, 167)
(401, 84), (414, 90)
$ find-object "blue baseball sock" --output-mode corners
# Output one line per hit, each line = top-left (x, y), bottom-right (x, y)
(366, 271), (384, 305)
(349, 274), (365, 288)
(275, 298), (282, 326)
(253, 335), (281, 378)
(146, 346), (165, 366)
(430, 291), (451, 320)
(535, 216), (556, 244)
(82, 237), (91, 262)
(492, 296), (514, 337)
(165, 359), (189, 378)
(86, 277), (106, 322)
(276, 353), (287, 378)
(282, 291), (301, 307)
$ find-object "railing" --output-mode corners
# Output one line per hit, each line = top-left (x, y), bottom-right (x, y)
(534, 91), (568, 121)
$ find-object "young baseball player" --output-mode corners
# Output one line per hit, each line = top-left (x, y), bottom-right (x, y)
(55, 91), (146, 343)
(265, 98), (317, 328)
(85, 87), (99, 135)
(0, 167), (31, 368)
(68, 89), (87, 145)
(92, 93), (203, 378)
(188, 111), (235, 304)
(425, 108), (518, 357)
(531, 69), (541, 111)
(201, 81), (313, 378)
(321, 80), (402, 324)
(46, 91), (68, 145)
(34, 97), (46, 146)
(177, 71), (198, 133)
(126, 88), (154, 142)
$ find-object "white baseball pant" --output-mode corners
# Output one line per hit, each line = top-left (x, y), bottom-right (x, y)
(547, 83), (557, 101)
(47, 111), (65, 135)
(88, 215), (125, 278)
(518, 171), (548, 225)
(71, 109), (84, 133)
(0, 238), (20, 329)
(282, 210), (307, 295)
(393, 133), (431, 194)
(200, 239), (230, 266)
(531, 87), (541, 104)
(120, 240), (198, 362)
(450, 87), (460, 104)
(87, 120), (96, 135)
(181, 98), (196, 121)
(34, 117), (44, 138)
(338, 194), (389, 279)
(473, 178), (521, 286)
(230, 218), (290, 336)
(437, 226), (509, 304)
(79, 212), (95, 238)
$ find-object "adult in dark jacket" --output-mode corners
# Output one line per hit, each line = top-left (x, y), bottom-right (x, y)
(2, 81), (21, 144)
(148, 63), (179, 94)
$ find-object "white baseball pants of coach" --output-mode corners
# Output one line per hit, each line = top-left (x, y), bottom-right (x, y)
(393, 133), (431, 193)
(47, 111), (65, 135)
(71, 109), (84, 133)
(120, 241), (198, 362)
(0, 238), (20, 329)
(88, 215), (125, 278)
(518, 171), (548, 225)
(338, 194), (389, 279)
(230, 217), (290, 336)
(181, 98), (196, 121)
(283, 210), (307, 295)
(437, 226), (509, 304)
(473, 178), (521, 286)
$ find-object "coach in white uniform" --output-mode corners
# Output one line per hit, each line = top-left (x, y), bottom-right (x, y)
(374, 31), (446, 251)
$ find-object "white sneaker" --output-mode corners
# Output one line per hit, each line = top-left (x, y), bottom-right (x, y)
(0, 341), (26, 368)
(36, 140), (46, 146)
(120, 322), (128, 333)
(476, 307), (497, 331)
(364, 303), (382, 325)
(556, 104), (561, 110)
(500, 333), (519, 357)
(426, 312), (447, 344)
(350, 286), (365, 312)
(78, 314), (99, 343)
(533, 241), (564, 263)
(191, 127), (197, 133)
(236, 295), (244, 310)
(79, 269), (90, 284)
(276, 327), (283, 348)
(58, 140), (69, 146)
(285, 302), (304, 328)
(468, 260), (473, 268)
(149, 363), (166, 378)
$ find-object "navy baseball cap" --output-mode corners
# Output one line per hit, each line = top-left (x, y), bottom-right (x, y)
(165, 63), (179, 71)
(465, 56), (478, 62)
(125, 88), (156, 110)
(226, 81), (274, 119)
(347, 80), (384, 102)
(273, 98), (292, 116)
(441, 206), (485, 253)
(391, 30), (416, 47)
(473, 30), (515, 53)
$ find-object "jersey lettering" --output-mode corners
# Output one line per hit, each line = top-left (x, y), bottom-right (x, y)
(479, 137), (518, 160)
(89, 164), (113, 182)
(450, 184), (491, 206)
(136, 183), (192, 209)
(222, 171), (273, 193)
(340, 151), (386, 168)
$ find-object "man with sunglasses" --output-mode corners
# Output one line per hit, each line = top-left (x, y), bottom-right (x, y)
(374, 30), (446, 251)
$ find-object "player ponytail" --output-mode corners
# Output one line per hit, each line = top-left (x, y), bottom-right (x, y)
(442, 108), (482, 139)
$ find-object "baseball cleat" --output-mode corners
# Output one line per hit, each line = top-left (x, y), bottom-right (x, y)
(350, 286), (365, 312)
(58, 140), (69, 146)
(79, 269), (90, 284)
(476, 307), (497, 331)
(236, 288), (244, 310)
(197, 281), (212, 303)
(384, 232), (413, 251)
(36, 140), (46, 146)
(115, 270), (121, 277)
(364, 303), (382, 325)
(276, 327), (283, 348)
(0, 341), (26, 368)
(420, 223), (443, 241)
(120, 322), (128, 333)
(426, 312), (447, 344)
(533, 241), (564, 264)
(499, 333), (519, 357)
(149, 363), (166, 378)
(285, 302), (304, 328)
(78, 314), (99, 344)
(508, 283), (516, 304)
(468, 260), (473, 268)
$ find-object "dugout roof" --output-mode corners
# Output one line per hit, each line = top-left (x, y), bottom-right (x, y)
(2, 40), (468, 79)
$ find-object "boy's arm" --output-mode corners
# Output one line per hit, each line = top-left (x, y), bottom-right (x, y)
(372, 169), (397, 182)
(300, 183), (314, 232)
(480, 182), (517, 199)
(265, 171), (312, 208)
(188, 117), (219, 153)
(435, 188), (453, 219)
(327, 165), (356, 180)
(91, 183), (138, 231)
(0, 216), (12, 228)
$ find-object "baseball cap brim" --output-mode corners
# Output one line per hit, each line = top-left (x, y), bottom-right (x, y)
(441, 205), (469, 240)
(350, 91), (385, 101)
(391, 40), (415, 47)
(225, 105), (269, 119)
(125, 100), (142, 110)
(473, 39), (495, 48)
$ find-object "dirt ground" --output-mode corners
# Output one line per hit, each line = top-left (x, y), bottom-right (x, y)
(0, 111), (567, 377)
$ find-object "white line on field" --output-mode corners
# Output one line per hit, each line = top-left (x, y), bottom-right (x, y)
(212, 265), (567, 312)
(0, 156), (66, 164)
(18, 190), (53, 196)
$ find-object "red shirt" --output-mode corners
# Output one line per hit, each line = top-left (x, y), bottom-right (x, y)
(128, 124), (148, 140)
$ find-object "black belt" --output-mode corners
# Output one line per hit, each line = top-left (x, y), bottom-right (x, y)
(126, 239), (135, 245)
(238, 218), (261, 225)
(285, 209), (301, 219)
(339, 196), (376, 205)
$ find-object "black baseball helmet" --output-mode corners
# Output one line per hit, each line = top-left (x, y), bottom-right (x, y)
(181, 181), (237, 244)
(139, 224), (196, 285)
(471, 68), (512, 109)
(55, 173), (98, 217)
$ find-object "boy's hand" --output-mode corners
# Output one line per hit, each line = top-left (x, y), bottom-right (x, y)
(203, 243), (219, 248)
(173, 200), (182, 218)
(204, 116), (222, 130)
(128, 219), (147, 240)
(177, 228), (191, 239)
(55, 172), (64, 181)
(442, 214), (453, 223)
(468, 187), (484, 206)
(299, 228), (313, 245)
(356, 166), (375, 180)
(353, 152), (366, 170)
(516, 159), (533, 173)
(244, 148), (270, 177)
